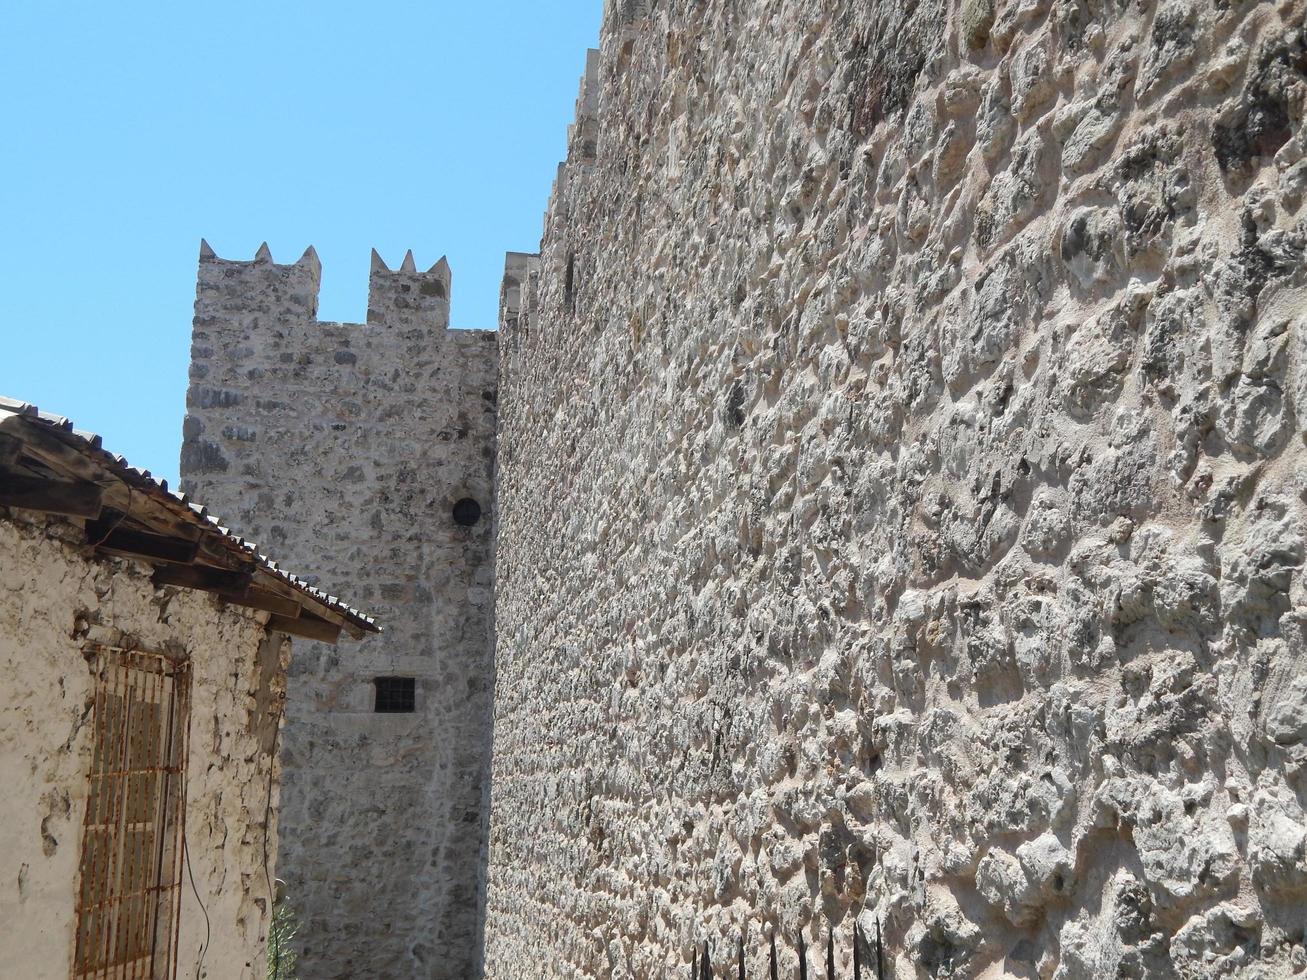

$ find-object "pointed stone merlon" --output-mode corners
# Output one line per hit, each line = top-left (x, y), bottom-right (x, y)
(194, 241), (449, 333)
(195, 240), (322, 324)
(501, 252), (540, 331)
(544, 49), (602, 238)
(579, 48), (600, 117)
(571, 49), (600, 163)
(608, 0), (652, 29)
(367, 250), (451, 331)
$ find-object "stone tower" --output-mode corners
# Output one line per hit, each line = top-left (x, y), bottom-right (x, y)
(180, 242), (497, 978)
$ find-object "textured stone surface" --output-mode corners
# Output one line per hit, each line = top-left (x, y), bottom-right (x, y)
(0, 511), (290, 980)
(181, 246), (498, 979)
(485, 0), (1307, 976)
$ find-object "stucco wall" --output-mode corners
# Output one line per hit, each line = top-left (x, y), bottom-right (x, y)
(485, 1), (1307, 977)
(180, 247), (498, 978)
(0, 510), (288, 980)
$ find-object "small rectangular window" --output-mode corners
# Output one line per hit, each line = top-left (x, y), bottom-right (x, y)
(374, 677), (415, 713)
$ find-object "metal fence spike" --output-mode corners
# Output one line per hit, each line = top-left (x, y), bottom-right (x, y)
(693, 946), (699, 980)
(853, 923), (862, 980)
(827, 927), (835, 980)
(702, 939), (713, 980)
(770, 932), (779, 980)
(799, 932), (808, 980)
(739, 934), (746, 980)
(875, 919), (884, 980)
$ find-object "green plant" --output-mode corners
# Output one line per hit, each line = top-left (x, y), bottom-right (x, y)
(267, 892), (299, 980)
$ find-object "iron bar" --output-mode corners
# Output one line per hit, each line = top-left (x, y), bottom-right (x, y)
(166, 664), (191, 980)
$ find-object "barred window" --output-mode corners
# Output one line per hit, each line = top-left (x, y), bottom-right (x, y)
(75, 647), (190, 980)
(374, 677), (416, 714)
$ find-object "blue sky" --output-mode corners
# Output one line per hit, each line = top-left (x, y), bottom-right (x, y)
(0, 1), (602, 486)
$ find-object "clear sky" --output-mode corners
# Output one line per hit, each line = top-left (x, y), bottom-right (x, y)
(0, 1), (603, 487)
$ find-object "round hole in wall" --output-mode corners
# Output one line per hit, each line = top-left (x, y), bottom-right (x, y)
(452, 498), (482, 527)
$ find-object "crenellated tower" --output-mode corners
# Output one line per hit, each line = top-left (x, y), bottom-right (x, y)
(182, 242), (498, 980)
(366, 248), (452, 330)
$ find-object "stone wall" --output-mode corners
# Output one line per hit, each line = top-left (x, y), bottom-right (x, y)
(0, 510), (290, 980)
(181, 246), (498, 978)
(485, 0), (1307, 977)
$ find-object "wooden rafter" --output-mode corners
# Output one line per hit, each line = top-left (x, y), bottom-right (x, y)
(5, 420), (200, 543)
(152, 565), (302, 618)
(0, 469), (104, 519)
(152, 565), (253, 594)
(221, 588), (303, 619)
(87, 518), (200, 565)
(0, 433), (20, 467)
(251, 575), (365, 638)
(266, 613), (341, 644)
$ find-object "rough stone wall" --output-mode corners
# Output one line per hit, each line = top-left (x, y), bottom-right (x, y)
(181, 245), (498, 978)
(485, 1), (1307, 977)
(0, 510), (289, 980)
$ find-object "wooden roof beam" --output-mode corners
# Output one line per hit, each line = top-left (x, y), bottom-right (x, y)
(153, 564), (253, 594)
(86, 518), (200, 565)
(0, 433), (20, 468)
(154, 566), (304, 620)
(222, 588), (303, 619)
(266, 613), (341, 644)
(250, 572), (366, 639)
(0, 469), (104, 519)
(1, 418), (200, 543)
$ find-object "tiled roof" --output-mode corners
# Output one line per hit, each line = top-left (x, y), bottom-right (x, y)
(0, 395), (379, 638)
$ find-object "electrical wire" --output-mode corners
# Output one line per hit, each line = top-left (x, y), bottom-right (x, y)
(183, 833), (211, 979)
(263, 692), (286, 978)
(85, 483), (131, 548)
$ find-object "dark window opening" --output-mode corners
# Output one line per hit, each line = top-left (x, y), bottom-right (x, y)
(564, 254), (576, 315)
(452, 498), (482, 527)
(374, 677), (416, 714)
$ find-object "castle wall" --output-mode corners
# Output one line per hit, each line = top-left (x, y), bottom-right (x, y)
(486, 1), (1307, 977)
(181, 245), (497, 979)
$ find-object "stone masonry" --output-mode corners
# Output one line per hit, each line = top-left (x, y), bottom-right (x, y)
(180, 244), (497, 978)
(483, 0), (1307, 977)
(0, 510), (293, 980)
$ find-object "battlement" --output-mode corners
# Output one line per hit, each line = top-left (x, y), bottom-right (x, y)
(606, 0), (651, 29)
(544, 49), (601, 238)
(366, 248), (451, 331)
(500, 251), (540, 331)
(567, 49), (600, 163)
(197, 239), (322, 321)
(196, 240), (451, 332)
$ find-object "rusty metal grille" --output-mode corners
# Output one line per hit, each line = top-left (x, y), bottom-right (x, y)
(74, 646), (190, 980)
